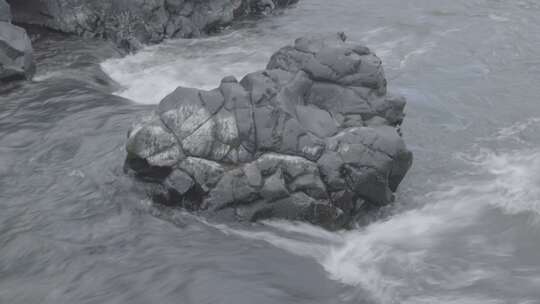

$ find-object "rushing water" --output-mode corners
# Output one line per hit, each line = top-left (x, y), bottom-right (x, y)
(2, 1), (540, 303)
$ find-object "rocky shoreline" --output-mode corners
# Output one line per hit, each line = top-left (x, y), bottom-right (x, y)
(8, 0), (299, 51)
(125, 34), (413, 230)
(0, 0), (298, 84)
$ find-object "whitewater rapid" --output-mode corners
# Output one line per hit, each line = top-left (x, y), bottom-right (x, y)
(97, 1), (540, 303)
(197, 118), (540, 304)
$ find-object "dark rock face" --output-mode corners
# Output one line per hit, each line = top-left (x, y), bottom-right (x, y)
(8, 0), (299, 51)
(125, 34), (413, 230)
(0, 0), (35, 82)
(0, 0), (10, 22)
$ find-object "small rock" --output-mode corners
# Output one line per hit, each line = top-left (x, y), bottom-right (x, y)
(0, 22), (35, 82)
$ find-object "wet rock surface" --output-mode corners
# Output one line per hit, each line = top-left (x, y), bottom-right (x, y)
(0, 0), (35, 83)
(8, 0), (299, 51)
(125, 34), (413, 229)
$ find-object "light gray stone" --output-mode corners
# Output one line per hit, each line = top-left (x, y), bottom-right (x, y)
(126, 117), (183, 168)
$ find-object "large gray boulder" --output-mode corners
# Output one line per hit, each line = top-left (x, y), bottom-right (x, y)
(8, 0), (299, 51)
(0, 1), (34, 82)
(125, 34), (413, 230)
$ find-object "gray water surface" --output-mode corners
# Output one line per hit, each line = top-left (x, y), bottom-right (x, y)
(2, 1), (540, 303)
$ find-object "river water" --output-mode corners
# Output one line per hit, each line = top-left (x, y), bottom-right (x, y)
(2, 1), (540, 303)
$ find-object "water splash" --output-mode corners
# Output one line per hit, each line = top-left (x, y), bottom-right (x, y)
(201, 121), (540, 303)
(100, 33), (269, 104)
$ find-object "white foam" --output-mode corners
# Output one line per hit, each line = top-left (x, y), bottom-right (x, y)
(33, 71), (63, 81)
(322, 147), (540, 300)
(494, 117), (540, 141)
(488, 14), (510, 22)
(478, 149), (540, 216)
(197, 219), (330, 262)
(198, 144), (540, 303)
(399, 42), (436, 69)
(101, 36), (268, 104)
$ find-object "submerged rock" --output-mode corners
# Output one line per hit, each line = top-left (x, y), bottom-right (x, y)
(8, 0), (299, 51)
(0, 0), (34, 82)
(125, 34), (413, 230)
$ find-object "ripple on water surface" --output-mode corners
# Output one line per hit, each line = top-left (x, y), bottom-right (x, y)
(4, 0), (540, 303)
